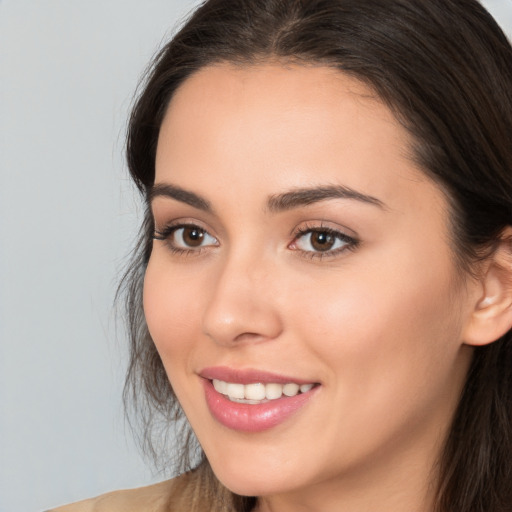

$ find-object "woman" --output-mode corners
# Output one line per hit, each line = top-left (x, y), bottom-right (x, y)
(52, 0), (512, 510)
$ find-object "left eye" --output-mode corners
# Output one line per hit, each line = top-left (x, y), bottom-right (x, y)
(293, 229), (352, 253)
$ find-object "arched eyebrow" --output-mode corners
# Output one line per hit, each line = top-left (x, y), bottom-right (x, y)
(148, 183), (386, 213)
(149, 183), (213, 212)
(267, 185), (386, 212)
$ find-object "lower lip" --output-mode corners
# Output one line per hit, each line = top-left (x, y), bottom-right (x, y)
(202, 379), (318, 432)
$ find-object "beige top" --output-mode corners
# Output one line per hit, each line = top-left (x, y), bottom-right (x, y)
(48, 479), (177, 512)
(46, 467), (246, 512)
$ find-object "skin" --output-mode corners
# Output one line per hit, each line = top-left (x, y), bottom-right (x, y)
(143, 63), (479, 512)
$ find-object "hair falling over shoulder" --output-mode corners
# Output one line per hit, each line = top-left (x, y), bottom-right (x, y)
(119, 1), (512, 510)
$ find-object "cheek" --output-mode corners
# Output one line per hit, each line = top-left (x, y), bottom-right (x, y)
(283, 252), (468, 466)
(142, 256), (214, 420)
(143, 257), (203, 367)
(292, 246), (465, 403)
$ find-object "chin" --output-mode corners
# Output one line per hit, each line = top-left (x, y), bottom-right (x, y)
(208, 456), (299, 497)
(215, 474), (287, 498)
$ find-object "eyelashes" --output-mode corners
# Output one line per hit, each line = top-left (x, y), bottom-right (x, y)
(288, 224), (358, 259)
(153, 221), (359, 260)
(153, 224), (219, 255)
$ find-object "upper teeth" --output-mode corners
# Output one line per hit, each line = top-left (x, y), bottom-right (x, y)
(212, 379), (314, 402)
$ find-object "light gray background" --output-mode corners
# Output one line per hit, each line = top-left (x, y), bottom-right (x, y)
(1, 1), (511, 511)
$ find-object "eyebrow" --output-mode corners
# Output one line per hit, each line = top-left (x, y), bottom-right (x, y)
(267, 185), (386, 212)
(148, 182), (385, 213)
(149, 183), (213, 212)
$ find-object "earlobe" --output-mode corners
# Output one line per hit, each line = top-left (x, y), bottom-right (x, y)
(463, 230), (512, 347)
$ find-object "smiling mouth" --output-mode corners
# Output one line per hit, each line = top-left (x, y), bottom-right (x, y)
(202, 372), (320, 431)
(212, 379), (317, 404)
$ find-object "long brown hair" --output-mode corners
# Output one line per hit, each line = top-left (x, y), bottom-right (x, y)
(120, 1), (512, 510)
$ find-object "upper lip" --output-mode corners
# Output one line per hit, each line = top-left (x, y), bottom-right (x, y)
(199, 366), (317, 385)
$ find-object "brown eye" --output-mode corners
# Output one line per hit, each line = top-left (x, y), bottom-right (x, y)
(310, 231), (336, 251)
(154, 225), (218, 251)
(292, 227), (355, 256)
(181, 227), (205, 247)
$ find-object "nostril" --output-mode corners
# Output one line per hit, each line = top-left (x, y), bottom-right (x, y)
(233, 331), (268, 343)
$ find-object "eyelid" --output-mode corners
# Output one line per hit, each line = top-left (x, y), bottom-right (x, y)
(153, 219), (219, 255)
(288, 219), (357, 238)
(289, 221), (359, 259)
(153, 216), (215, 236)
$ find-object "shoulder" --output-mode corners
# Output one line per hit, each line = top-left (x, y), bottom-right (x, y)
(47, 477), (186, 512)
(46, 464), (233, 512)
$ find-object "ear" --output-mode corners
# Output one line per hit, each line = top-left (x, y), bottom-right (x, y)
(463, 228), (512, 346)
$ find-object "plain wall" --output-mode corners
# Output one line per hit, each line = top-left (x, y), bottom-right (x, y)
(0, 1), (510, 511)
(0, 2), (201, 511)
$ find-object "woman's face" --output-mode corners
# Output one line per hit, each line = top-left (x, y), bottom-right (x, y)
(144, 64), (477, 507)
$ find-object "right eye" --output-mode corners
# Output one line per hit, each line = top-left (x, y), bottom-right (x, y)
(153, 224), (218, 253)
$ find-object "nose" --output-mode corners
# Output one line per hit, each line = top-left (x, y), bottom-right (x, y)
(202, 252), (283, 347)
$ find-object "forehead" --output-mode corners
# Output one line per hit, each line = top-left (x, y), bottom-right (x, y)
(155, 62), (437, 214)
(170, 62), (379, 110)
(162, 63), (394, 143)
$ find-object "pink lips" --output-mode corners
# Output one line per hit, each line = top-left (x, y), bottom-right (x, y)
(200, 366), (319, 432)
